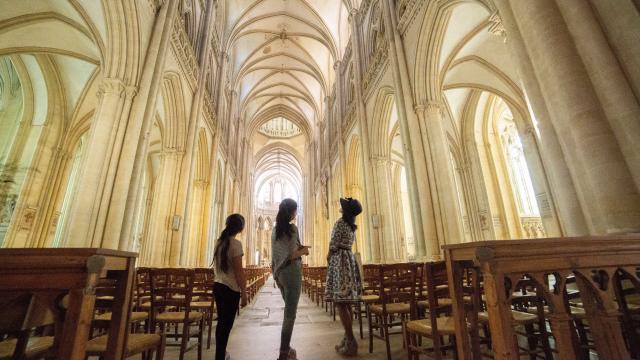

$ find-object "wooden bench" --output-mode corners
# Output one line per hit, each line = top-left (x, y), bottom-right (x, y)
(0, 248), (137, 360)
(444, 235), (640, 360)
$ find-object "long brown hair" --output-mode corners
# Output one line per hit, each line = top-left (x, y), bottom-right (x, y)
(213, 214), (245, 273)
(275, 198), (297, 239)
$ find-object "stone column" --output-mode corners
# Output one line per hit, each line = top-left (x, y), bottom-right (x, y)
(415, 102), (464, 247)
(332, 61), (347, 195)
(588, 0), (640, 98)
(491, 1), (589, 236)
(555, 0), (640, 188)
(372, 157), (400, 261)
(115, 0), (180, 250)
(381, 0), (434, 258)
(496, 0), (640, 233)
(66, 78), (132, 248)
(348, 10), (382, 263)
(145, 150), (183, 266)
(173, 0), (216, 266)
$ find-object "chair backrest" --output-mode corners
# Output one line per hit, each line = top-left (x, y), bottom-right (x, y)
(362, 264), (381, 296)
(0, 292), (56, 359)
(135, 267), (152, 309)
(91, 279), (131, 334)
(193, 268), (215, 303)
(423, 261), (450, 315)
(149, 268), (195, 317)
(0, 293), (56, 333)
(378, 263), (417, 315)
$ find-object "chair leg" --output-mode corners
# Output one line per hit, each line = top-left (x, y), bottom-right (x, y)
(198, 319), (204, 360)
(358, 302), (363, 340)
(156, 332), (166, 360)
(382, 315), (392, 360)
(403, 322), (410, 360)
(539, 319), (553, 359)
(207, 311), (213, 349)
(524, 323), (538, 360)
(368, 310), (375, 353)
(180, 322), (190, 360)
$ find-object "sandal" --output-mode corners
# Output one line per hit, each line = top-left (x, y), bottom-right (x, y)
(277, 347), (297, 360)
(338, 338), (358, 357)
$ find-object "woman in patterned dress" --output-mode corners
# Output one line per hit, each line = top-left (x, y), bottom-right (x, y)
(325, 197), (363, 356)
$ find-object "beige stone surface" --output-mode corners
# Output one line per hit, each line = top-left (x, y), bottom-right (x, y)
(1, 0), (639, 268)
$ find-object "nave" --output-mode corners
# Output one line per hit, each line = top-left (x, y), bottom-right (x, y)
(2, 0), (640, 358)
(181, 276), (407, 360)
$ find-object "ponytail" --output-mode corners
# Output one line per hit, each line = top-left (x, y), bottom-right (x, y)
(213, 214), (245, 273)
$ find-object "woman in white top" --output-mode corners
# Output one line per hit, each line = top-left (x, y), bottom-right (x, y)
(213, 214), (246, 360)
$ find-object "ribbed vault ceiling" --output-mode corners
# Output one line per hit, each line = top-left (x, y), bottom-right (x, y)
(226, 0), (352, 133)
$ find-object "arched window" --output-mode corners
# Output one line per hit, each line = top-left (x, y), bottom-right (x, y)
(498, 115), (539, 217)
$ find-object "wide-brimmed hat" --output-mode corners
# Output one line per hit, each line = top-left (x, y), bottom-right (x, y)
(340, 197), (362, 216)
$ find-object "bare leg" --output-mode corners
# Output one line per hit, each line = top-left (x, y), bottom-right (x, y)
(337, 303), (355, 341)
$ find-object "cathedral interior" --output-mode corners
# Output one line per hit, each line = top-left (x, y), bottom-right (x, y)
(1, 0), (640, 359)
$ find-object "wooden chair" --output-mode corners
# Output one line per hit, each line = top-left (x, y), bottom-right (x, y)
(0, 293), (54, 360)
(94, 279), (149, 334)
(87, 279), (165, 360)
(368, 263), (417, 360)
(135, 268), (152, 314)
(356, 264), (381, 340)
(191, 268), (215, 349)
(509, 278), (553, 359)
(404, 261), (457, 360)
(614, 271), (640, 358)
(149, 269), (204, 360)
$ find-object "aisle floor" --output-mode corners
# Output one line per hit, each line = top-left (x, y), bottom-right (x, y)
(168, 276), (410, 360)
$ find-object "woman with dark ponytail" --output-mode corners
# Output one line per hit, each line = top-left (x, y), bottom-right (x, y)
(213, 214), (246, 360)
(325, 198), (363, 356)
(271, 199), (309, 360)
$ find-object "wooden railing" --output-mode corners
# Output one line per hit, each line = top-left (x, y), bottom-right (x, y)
(444, 235), (640, 360)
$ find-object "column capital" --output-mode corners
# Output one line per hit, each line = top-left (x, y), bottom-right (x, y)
(371, 155), (390, 165)
(161, 148), (184, 157)
(415, 101), (445, 118)
(98, 78), (126, 97)
(348, 9), (359, 23)
(124, 85), (139, 99)
(333, 60), (342, 71)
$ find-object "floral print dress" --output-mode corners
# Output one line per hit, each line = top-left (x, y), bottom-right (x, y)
(325, 218), (362, 302)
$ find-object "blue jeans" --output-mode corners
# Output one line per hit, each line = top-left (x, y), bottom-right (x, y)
(276, 261), (301, 353)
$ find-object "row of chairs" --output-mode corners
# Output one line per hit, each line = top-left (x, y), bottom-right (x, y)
(303, 261), (640, 360)
(0, 266), (271, 360)
(132, 267), (270, 360)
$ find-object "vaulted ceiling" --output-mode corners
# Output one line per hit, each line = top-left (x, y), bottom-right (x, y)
(225, 0), (353, 134)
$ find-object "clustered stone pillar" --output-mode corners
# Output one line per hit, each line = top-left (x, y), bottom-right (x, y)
(494, 0), (640, 234)
(381, 0), (435, 259)
(173, 0), (216, 267)
(415, 102), (464, 251)
(66, 78), (136, 248)
(348, 10), (382, 262)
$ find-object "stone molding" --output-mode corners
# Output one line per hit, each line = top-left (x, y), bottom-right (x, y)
(362, 39), (389, 97)
(398, 0), (425, 35)
(171, 14), (199, 90)
(488, 12), (507, 40)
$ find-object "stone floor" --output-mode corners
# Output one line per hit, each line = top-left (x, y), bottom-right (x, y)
(166, 276), (412, 360)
